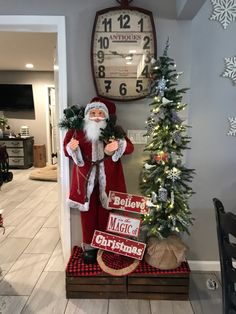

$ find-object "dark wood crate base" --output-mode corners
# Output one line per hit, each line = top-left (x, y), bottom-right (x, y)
(66, 272), (190, 300)
(127, 273), (189, 300)
(66, 273), (127, 299)
(66, 247), (190, 300)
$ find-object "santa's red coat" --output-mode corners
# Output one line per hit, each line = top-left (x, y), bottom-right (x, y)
(63, 128), (134, 244)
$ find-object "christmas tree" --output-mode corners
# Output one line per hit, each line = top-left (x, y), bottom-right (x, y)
(140, 42), (195, 239)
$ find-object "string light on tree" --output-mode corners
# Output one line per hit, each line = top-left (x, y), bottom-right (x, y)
(139, 40), (195, 239)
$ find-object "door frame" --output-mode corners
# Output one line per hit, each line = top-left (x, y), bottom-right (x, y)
(0, 16), (71, 263)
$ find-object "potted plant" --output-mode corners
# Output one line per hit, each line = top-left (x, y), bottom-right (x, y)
(0, 116), (8, 131)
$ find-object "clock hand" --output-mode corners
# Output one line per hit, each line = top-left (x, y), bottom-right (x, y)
(109, 50), (133, 59)
(109, 50), (124, 57)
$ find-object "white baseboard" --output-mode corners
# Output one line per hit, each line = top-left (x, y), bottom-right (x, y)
(188, 260), (221, 271)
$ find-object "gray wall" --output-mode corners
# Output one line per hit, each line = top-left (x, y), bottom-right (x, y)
(186, 0), (236, 260)
(0, 0), (233, 261)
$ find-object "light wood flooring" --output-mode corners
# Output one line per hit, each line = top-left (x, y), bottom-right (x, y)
(0, 169), (222, 313)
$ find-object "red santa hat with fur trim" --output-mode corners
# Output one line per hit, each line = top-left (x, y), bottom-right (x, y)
(84, 97), (116, 119)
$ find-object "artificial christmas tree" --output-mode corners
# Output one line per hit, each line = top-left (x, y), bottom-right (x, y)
(140, 42), (195, 269)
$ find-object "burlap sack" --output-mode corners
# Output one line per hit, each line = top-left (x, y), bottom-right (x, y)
(144, 235), (188, 270)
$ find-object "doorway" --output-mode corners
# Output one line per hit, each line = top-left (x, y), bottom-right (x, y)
(0, 16), (71, 263)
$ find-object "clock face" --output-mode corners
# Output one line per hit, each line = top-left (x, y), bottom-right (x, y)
(91, 7), (157, 101)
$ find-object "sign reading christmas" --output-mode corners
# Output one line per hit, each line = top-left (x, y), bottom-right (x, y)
(106, 213), (141, 238)
(107, 191), (149, 214)
(91, 230), (146, 260)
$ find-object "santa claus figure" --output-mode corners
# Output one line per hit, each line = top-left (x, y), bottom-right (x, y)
(63, 97), (134, 263)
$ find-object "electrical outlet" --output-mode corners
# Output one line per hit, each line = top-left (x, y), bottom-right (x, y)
(127, 130), (147, 144)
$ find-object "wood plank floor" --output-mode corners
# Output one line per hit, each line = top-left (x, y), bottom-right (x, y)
(0, 169), (222, 313)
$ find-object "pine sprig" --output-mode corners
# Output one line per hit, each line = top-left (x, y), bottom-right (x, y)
(99, 115), (126, 142)
(59, 105), (85, 130)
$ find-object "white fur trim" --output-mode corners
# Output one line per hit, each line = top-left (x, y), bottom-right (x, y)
(67, 199), (89, 212)
(66, 143), (84, 166)
(98, 162), (108, 208)
(91, 140), (105, 162)
(112, 139), (127, 162)
(85, 101), (109, 118)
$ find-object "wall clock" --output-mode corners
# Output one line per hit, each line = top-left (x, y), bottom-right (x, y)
(91, 0), (157, 102)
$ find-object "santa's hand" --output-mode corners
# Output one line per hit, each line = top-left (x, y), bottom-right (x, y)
(69, 138), (79, 151)
(104, 140), (119, 155)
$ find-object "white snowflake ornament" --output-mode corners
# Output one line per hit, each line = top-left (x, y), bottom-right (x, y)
(157, 77), (168, 97)
(227, 117), (236, 136)
(166, 167), (181, 182)
(222, 56), (236, 84)
(210, 0), (236, 30)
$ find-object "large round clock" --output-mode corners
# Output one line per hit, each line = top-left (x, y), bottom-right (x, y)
(91, 0), (157, 101)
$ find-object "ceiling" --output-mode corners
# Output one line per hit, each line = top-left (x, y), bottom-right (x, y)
(0, 0), (206, 72)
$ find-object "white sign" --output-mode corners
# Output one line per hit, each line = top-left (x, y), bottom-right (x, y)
(106, 213), (141, 238)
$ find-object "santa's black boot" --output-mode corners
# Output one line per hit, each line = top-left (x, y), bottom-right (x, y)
(83, 249), (98, 264)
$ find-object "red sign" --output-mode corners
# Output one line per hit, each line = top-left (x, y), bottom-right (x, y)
(107, 191), (149, 214)
(106, 213), (141, 238)
(91, 230), (146, 260)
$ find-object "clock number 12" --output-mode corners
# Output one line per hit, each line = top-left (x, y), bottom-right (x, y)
(117, 14), (130, 29)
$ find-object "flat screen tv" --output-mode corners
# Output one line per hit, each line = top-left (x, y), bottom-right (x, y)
(0, 84), (35, 111)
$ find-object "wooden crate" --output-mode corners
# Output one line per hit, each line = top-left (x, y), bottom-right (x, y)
(66, 246), (190, 300)
(127, 272), (189, 300)
(33, 144), (46, 168)
(66, 273), (127, 299)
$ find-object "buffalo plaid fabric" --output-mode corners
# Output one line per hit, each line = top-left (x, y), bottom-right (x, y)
(0, 215), (3, 227)
(133, 259), (190, 275)
(66, 246), (190, 277)
(66, 246), (102, 277)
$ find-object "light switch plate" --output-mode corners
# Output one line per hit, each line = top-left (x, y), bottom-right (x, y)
(127, 130), (147, 144)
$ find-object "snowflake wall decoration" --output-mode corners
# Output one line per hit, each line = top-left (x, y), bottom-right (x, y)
(227, 117), (236, 136)
(210, 0), (236, 29)
(222, 56), (236, 84)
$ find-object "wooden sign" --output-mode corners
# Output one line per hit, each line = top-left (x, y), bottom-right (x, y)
(106, 213), (141, 238)
(107, 191), (149, 214)
(91, 230), (146, 260)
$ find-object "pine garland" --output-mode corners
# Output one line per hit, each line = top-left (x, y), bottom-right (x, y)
(140, 41), (195, 239)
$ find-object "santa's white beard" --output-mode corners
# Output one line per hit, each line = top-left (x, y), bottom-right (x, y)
(83, 115), (107, 142)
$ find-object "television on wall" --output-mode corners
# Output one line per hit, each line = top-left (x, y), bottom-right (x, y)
(0, 84), (35, 111)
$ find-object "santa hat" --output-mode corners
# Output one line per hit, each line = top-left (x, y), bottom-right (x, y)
(85, 97), (116, 119)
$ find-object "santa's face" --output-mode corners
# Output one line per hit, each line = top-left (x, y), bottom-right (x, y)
(84, 108), (107, 142)
(88, 108), (106, 122)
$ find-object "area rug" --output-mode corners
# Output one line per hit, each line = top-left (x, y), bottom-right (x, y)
(29, 165), (57, 182)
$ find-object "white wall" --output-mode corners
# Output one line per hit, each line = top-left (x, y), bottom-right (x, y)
(0, 71), (54, 157)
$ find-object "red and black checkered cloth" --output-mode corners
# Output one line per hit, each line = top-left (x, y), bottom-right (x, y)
(66, 246), (190, 277)
(66, 246), (102, 277)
